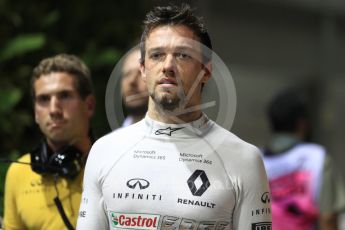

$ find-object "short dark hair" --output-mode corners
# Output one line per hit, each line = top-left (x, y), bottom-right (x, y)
(267, 89), (310, 133)
(140, 4), (212, 64)
(31, 54), (93, 99)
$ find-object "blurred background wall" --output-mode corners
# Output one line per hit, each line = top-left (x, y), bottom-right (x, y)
(193, 0), (345, 179)
(0, 0), (344, 220)
(196, 1), (345, 224)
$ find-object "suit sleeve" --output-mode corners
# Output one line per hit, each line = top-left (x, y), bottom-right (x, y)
(3, 163), (26, 230)
(76, 143), (109, 229)
(232, 148), (272, 229)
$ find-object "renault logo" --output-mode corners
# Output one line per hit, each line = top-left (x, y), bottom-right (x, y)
(126, 178), (150, 190)
(187, 170), (210, 196)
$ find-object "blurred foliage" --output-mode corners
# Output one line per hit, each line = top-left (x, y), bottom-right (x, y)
(0, 0), (157, 216)
(0, 34), (46, 61)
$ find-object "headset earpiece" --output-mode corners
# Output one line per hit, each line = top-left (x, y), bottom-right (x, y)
(48, 146), (83, 179)
(30, 141), (83, 179)
(31, 141), (51, 175)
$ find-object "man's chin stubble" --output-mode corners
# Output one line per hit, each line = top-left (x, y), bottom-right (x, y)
(153, 93), (181, 112)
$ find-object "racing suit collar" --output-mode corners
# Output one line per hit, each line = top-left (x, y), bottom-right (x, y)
(144, 113), (212, 138)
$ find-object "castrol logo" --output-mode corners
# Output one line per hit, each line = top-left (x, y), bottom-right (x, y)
(109, 212), (160, 229)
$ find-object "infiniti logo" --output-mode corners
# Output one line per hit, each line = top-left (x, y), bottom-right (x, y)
(127, 178), (150, 190)
(187, 170), (210, 196)
(261, 192), (270, 204)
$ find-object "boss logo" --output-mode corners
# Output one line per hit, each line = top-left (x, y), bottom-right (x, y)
(127, 178), (150, 190)
(187, 170), (210, 196)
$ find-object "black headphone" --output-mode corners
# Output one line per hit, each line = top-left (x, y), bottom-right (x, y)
(30, 141), (84, 180)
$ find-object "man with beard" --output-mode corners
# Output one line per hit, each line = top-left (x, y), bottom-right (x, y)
(77, 4), (271, 230)
(4, 54), (95, 230)
(120, 48), (148, 127)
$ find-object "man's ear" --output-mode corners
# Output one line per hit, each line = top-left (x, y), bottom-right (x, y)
(140, 63), (146, 82)
(85, 95), (96, 118)
(202, 61), (212, 83)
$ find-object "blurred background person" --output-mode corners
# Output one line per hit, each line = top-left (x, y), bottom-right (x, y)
(262, 88), (345, 230)
(3, 54), (95, 230)
(120, 48), (148, 126)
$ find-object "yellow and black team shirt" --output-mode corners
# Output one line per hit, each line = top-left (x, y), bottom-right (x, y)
(3, 154), (83, 230)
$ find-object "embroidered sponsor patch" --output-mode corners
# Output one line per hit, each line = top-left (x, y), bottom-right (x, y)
(109, 212), (160, 230)
(252, 222), (272, 230)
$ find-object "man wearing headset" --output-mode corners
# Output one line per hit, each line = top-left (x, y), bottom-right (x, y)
(3, 54), (95, 230)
